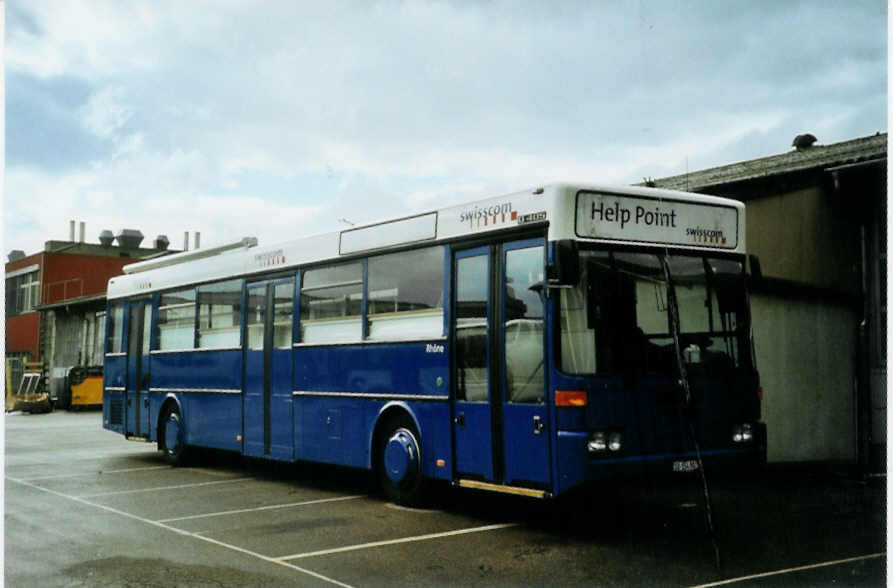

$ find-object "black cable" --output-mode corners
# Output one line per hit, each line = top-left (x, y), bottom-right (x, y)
(661, 255), (723, 577)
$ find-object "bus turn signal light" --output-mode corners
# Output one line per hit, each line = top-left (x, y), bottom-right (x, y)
(555, 390), (587, 407)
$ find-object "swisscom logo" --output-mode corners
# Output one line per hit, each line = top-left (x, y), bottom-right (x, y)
(459, 202), (517, 229)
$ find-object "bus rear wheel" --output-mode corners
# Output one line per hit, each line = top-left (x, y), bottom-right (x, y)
(377, 415), (424, 506)
(159, 405), (190, 466)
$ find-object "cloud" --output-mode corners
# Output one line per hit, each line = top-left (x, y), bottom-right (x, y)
(4, 1), (886, 256)
(80, 86), (134, 139)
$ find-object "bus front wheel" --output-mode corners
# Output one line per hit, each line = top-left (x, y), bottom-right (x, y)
(159, 405), (189, 466)
(377, 414), (424, 506)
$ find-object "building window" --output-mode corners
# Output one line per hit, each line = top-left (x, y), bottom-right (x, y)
(5, 269), (40, 315)
(89, 311), (106, 365)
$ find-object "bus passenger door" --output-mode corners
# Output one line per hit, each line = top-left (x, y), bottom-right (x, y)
(501, 240), (550, 488)
(451, 247), (495, 481)
(244, 279), (295, 460)
(125, 300), (151, 438)
(451, 239), (551, 490)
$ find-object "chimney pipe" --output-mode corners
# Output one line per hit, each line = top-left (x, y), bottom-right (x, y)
(184, 231), (189, 252)
(69, 220), (75, 242)
(79, 221), (85, 243)
(194, 231), (201, 250)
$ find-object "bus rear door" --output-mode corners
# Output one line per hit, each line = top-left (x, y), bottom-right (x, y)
(451, 239), (551, 491)
(244, 278), (295, 460)
(125, 299), (151, 438)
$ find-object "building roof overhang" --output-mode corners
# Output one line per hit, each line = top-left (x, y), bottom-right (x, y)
(648, 133), (887, 194)
(34, 292), (107, 311)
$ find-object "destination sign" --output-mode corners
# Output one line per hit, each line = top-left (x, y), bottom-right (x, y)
(575, 192), (738, 249)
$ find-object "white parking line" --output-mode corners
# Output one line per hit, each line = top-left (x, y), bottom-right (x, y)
(691, 552), (886, 587)
(80, 477), (252, 497)
(277, 523), (518, 561)
(157, 495), (365, 523)
(6, 447), (159, 464)
(180, 467), (244, 477)
(6, 476), (354, 588)
(20, 465), (172, 481)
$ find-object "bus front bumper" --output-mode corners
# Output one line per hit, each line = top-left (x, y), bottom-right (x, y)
(555, 426), (767, 495)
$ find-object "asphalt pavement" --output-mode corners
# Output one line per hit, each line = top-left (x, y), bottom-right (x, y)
(5, 410), (886, 586)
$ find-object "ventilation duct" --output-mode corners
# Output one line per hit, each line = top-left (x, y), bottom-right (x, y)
(154, 235), (170, 250)
(99, 230), (115, 247)
(115, 229), (144, 249)
(8, 250), (25, 262)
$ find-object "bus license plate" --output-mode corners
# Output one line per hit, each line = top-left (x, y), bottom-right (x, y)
(672, 460), (699, 472)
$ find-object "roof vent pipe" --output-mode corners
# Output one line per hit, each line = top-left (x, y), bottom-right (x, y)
(79, 222), (85, 243)
(184, 231), (189, 252)
(69, 220), (76, 242)
(194, 231), (201, 250)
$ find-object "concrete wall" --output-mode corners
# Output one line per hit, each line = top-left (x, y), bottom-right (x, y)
(746, 187), (860, 296)
(751, 293), (857, 462)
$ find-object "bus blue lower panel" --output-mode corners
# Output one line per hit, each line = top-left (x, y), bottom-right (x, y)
(182, 392), (243, 451)
(149, 350), (243, 452)
(296, 396), (452, 480)
(150, 350), (242, 390)
(103, 355), (127, 434)
(555, 425), (767, 495)
(294, 342), (451, 479)
(299, 398), (375, 468)
(294, 342), (448, 397)
(104, 389), (126, 434)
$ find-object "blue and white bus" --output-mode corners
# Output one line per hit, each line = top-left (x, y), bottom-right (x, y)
(103, 183), (766, 503)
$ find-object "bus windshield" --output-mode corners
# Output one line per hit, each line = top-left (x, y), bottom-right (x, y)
(559, 249), (751, 377)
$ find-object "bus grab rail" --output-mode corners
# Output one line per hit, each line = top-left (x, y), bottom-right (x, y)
(123, 237), (258, 275)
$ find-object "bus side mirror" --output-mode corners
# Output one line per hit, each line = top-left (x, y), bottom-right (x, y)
(748, 254), (762, 280)
(549, 240), (579, 286)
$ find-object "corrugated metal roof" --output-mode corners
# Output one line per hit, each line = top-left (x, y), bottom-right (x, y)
(650, 133), (887, 192)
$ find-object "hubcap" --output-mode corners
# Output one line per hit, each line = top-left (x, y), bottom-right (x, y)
(383, 428), (419, 485)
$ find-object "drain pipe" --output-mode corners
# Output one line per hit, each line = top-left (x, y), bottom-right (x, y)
(856, 224), (872, 479)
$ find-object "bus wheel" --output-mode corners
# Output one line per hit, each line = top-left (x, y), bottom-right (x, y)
(159, 405), (189, 466)
(377, 415), (424, 506)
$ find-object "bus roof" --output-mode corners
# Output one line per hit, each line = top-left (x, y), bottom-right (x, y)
(107, 182), (745, 300)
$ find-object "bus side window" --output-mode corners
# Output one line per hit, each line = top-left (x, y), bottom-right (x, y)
(107, 302), (124, 354)
(367, 246), (444, 341)
(300, 262), (362, 343)
(504, 246), (545, 403)
(197, 279), (242, 349)
(157, 289), (197, 350)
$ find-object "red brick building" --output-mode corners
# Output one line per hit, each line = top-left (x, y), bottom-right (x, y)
(5, 228), (174, 402)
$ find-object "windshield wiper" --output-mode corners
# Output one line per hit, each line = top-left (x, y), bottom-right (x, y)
(660, 254), (723, 575)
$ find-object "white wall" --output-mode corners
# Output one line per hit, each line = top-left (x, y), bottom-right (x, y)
(750, 294), (858, 462)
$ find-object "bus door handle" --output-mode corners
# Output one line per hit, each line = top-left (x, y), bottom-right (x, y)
(454, 413), (465, 428)
(533, 415), (545, 435)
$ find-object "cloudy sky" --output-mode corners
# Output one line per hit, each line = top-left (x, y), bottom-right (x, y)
(5, 1), (887, 255)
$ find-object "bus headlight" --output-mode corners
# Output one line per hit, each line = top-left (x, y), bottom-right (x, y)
(588, 432), (607, 453)
(732, 423), (754, 443)
(588, 431), (622, 453)
(608, 432), (622, 452)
